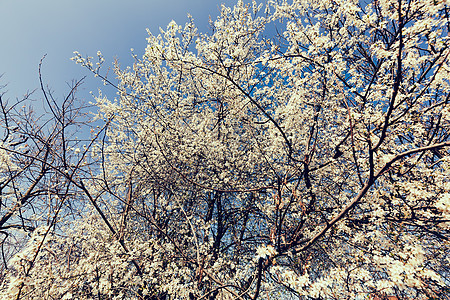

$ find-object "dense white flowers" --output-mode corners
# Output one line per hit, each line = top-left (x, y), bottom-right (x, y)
(256, 245), (277, 259)
(1, 0), (449, 299)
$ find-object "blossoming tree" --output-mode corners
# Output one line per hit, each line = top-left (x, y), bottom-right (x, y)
(1, 0), (449, 299)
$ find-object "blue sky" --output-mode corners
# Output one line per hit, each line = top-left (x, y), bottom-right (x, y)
(0, 0), (251, 105)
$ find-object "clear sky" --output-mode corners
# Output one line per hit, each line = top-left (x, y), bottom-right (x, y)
(0, 0), (253, 106)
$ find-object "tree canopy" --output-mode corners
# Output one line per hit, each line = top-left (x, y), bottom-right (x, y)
(0, 0), (449, 299)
